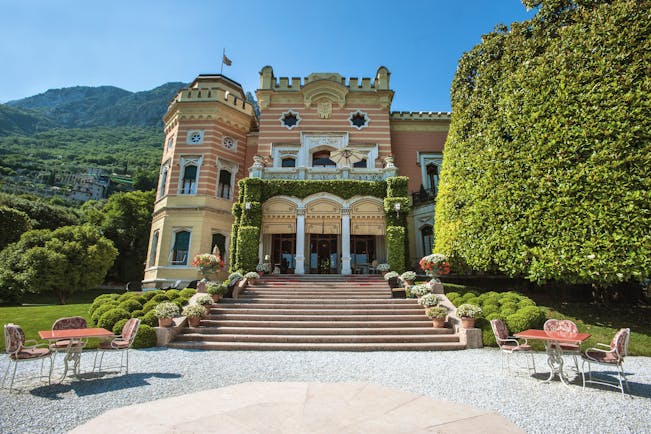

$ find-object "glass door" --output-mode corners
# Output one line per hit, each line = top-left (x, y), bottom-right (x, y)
(309, 234), (338, 274)
(271, 234), (296, 273)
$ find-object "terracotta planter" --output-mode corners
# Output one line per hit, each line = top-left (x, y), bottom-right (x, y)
(432, 318), (446, 328)
(211, 294), (220, 303)
(187, 316), (201, 327)
(158, 317), (173, 327)
(461, 317), (476, 329)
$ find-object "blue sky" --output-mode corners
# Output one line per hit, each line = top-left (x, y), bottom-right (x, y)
(0, 0), (535, 111)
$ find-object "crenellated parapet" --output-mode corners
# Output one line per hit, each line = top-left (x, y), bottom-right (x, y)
(257, 66), (393, 110)
(259, 66), (391, 92)
(390, 111), (451, 121)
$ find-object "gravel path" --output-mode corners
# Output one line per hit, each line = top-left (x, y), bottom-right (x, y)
(0, 348), (649, 433)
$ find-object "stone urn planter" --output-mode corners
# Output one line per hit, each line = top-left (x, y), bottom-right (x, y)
(187, 316), (201, 327)
(432, 318), (446, 328)
(425, 306), (448, 329)
(456, 304), (482, 329)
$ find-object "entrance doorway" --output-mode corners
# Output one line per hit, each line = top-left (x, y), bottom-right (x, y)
(309, 234), (338, 274)
(271, 234), (296, 273)
(351, 235), (376, 274)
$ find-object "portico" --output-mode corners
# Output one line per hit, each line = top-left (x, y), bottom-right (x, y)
(260, 194), (386, 275)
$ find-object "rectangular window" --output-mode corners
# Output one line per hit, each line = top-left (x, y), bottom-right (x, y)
(218, 169), (232, 199)
(149, 230), (159, 267)
(171, 230), (190, 265)
(181, 165), (197, 194)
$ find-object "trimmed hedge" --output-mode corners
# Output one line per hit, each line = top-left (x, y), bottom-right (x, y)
(235, 226), (260, 272)
(133, 324), (157, 348)
(386, 226), (405, 273)
(97, 308), (130, 331)
(436, 0), (651, 299)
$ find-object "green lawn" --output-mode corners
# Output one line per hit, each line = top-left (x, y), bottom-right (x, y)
(0, 289), (122, 351)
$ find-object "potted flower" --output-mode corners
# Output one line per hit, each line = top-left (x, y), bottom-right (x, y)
(207, 281), (227, 302)
(193, 293), (214, 310)
(384, 271), (400, 288)
(410, 284), (430, 299)
(182, 304), (207, 327)
(244, 271), (260, 284)
(228, 272), (244, 286)
(376, 263), (390, 276)
(419, 253), (450, 293)
(153, 301), (180, 327)
(191, 253), (224, 279)
(400, 271), (417, 287)
(255, 263), (267, 275)
(426, 306), (449, 328)
(417, 293), (440, 309)
(456, 303), (482, 328)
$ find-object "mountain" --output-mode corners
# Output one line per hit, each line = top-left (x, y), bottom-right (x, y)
(3, 82), (185, 132)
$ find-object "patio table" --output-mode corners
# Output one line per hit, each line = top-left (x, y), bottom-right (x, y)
(38, 328), (114, 381)
(514, 329), (590, 388)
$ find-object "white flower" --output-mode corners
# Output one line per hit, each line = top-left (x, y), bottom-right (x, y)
(586, 254), (596, 259)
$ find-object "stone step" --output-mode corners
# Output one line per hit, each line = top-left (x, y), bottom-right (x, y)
(207, 307), (428, 316)
(178, 326), (453, 336)
(206, 313), (429, 322)
(174, 333), (459, 344)
(238, 294), (391, 300)
(167, 341), (466, 351)
(199, 319), (434, 328)
(218, 298), (416, 305)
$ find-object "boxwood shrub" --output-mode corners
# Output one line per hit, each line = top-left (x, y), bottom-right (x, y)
(140, 310), (158, 327)
(179, 288), (196, 298)
(133, 324), (157, 348)
(97, 308), (130, 331)
(448, 288), (546, 346)
(112, 318), (129, 335)
(118, 299), (143, 313)
(91, 302), (119, 324)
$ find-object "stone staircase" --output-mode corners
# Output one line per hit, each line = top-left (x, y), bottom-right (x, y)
(168, 275), (465, 351)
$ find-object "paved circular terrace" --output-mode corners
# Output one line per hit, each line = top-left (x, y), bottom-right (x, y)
(70, 381), (524, 433)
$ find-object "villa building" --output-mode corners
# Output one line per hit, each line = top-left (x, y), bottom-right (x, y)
(143, 66), (449, 288)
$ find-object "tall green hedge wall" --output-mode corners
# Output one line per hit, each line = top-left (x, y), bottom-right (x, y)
(386, 226), (406, 273)
(235, 226), (259, 272)
(435, 0), (651, 293)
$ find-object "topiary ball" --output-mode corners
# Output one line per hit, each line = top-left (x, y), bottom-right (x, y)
(97, 308), (131, 331)
(165, 289), (180, 299)
(91, 302), (119, 324)
(118, 299), (143, 313)
(132, 324), (157, 348)
(139, 310), (158, 327)
(149, 293), (170, 303)
(179, 288), (196, 298)
(112, 318), (129, 335)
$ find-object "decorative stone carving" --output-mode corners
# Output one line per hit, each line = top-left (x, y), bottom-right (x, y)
(317, 100), (333, 119)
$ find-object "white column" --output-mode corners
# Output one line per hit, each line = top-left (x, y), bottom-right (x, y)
(341, 208), (352, 275)
(295, 208), (306, 274)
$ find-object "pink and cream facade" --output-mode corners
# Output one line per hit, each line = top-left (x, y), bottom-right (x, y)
(143, 66), (448, 288)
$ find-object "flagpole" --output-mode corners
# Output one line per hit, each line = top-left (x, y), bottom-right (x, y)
(220, 48), (225, 74)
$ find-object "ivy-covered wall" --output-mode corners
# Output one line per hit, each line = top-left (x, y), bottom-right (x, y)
(231, 177), (412, 273)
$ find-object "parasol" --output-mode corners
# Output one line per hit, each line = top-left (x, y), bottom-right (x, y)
(329, 148), (365, 166)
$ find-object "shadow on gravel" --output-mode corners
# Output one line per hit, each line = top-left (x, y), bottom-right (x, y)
(529, 370), (651, 399)
(29, 372), (182, 400)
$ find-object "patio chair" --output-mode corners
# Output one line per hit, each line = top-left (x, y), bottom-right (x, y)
(581, 328), (630, 394)
(490, 319), (536, 374)
(544, 319), (581, 372)
(2, 323), (53, 391)
(368, 260), (379, 274)
(49, 316), (88, 377)
(92, 318), (140, 376)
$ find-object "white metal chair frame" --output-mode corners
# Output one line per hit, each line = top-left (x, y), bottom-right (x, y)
(543, 319), (581, 373)
(581, 327), (630, 394)
(92, 318), (140, 376)
(2, 324), (53, 391)
(49, 316), (89, 378)
(490, 319), (537, 375)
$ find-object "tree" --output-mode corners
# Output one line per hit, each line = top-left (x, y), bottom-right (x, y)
(0, 206), (31, 251)
(89, 190), (155, 283)
(0, 193), (80, 230)
(0, 225), (117, 304)
(435, 0), (650, 301)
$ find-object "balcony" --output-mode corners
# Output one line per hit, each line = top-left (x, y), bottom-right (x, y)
(253, 166), (395, 182)
(412, 187), (437, 206)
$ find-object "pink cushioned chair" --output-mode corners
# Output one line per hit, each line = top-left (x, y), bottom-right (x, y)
(544, 319), (581, 372)
(491, 319), (536, 374)
(581, 328), (630, 394)
(92, 318), (140, 376)
(2, 324), (53, 391)
(50, 316), (88, 350)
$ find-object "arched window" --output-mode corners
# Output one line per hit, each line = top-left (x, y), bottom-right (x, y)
(218, 169), (232, 199)
(170, 230), (191, 265)
(281, 157), (296, 168)
(421, 225), (433, 257)
(149, 230), (159, 267)
(312, 151), (336, 167)
(181, 165), (197, 194)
